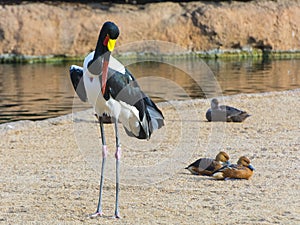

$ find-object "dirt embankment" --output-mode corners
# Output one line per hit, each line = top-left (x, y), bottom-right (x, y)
(0, 0), (299, 56)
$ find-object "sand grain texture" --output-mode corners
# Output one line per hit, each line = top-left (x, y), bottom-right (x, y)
(0, 90), (299, 224)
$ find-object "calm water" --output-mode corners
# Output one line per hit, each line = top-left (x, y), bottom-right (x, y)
(0, 58), (299, 124)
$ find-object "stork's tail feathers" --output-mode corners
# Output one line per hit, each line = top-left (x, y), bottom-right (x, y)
(123, 97), (164, 140)
(147, 104), (164, 131)
(145, 97), (164, 136)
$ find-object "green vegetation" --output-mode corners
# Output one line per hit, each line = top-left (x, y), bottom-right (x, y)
(196, 50), (300, 60)
(0, 54), (84, 64)
(1, 50), (300, 64)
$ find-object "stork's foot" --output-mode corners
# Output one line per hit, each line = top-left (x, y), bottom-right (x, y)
(88, 211), (103, 218)
(88, 211), (121, 219)
(114, 212), (120, 219)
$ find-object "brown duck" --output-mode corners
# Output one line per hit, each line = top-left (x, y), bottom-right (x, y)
(212, 156), (255, 180)
(185, 151), (230, 176)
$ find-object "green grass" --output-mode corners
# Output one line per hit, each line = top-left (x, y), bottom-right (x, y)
(0, 54), (84, 64)
(196, 50), (300, 60)
(1, 50), (300, 64)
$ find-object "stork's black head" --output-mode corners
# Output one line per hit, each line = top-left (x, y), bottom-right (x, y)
(92, 21), (120, 61)
(101, 21), (120, 40)
(89, 21), (120, 95)
(97, 21), (119, 53)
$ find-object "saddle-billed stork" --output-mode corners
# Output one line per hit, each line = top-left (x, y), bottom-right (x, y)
(69, 21), (164, 218)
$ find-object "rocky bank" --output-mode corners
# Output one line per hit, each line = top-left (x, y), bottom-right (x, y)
(0, 0), (300, 57)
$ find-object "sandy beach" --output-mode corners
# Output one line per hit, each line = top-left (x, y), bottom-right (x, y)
(0, 89), (299, 224)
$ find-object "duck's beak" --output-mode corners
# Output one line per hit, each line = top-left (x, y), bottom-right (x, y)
(248, 164), (255, 171)
(225, 160), (231, 165)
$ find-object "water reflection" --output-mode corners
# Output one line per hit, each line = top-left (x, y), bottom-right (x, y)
(0, 64), (76, 123)
(126, 60), (206, 101)
(0, 58), (299, 123)
(206, 59), (300, 95)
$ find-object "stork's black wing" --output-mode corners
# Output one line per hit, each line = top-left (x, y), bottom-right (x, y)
(106, 68), (164, 139)
(70, 65), (87, 102)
